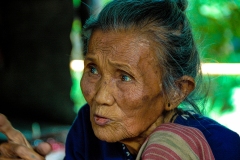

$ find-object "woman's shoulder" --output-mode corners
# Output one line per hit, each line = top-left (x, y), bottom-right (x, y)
(174, 110), (240, 160)
(174, 110), (239, 137)
(137, 123), (214, 160)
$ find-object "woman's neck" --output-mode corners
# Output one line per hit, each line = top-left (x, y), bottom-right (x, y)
(120, 109), (178, 155)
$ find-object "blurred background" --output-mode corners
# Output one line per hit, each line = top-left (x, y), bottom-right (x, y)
(0, 0), (240, 159)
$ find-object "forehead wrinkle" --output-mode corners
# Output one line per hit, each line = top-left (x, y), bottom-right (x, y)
(89, 37), (116, 54)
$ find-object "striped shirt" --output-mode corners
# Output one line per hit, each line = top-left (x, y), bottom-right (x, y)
(136, 123), (215, 160)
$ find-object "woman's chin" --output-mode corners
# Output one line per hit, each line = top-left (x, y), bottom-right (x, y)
(92, 126), (122, 142)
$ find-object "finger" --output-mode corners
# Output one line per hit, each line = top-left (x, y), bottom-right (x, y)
(0, 114), (31, 148)
(0, 142), (17, 158)
(34, 142), (52, 156)
(0, 143), (44, 160)
(0, 114), (12, 134)
(7, 130), (32, 148)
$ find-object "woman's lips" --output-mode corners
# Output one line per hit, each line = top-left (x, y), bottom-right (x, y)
(94, 115), (111, 126)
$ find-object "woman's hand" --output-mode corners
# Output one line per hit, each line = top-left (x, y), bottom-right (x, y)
(0, 114), (52, 160)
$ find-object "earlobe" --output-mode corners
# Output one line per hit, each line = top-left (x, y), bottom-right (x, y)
(165, 91), (181, 111)
(165, 76), (195, 111)
(165, 102), (172, 111)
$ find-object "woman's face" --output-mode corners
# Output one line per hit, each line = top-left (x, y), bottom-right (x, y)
(81, 29), (167, 142)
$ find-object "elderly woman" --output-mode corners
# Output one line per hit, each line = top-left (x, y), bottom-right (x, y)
(0, 0), (240, 160)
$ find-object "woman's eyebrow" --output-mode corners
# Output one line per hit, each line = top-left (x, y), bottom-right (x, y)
(108, 61), (136, 76)
(108, 60), (131, 70)
(84, 55), (96, 62)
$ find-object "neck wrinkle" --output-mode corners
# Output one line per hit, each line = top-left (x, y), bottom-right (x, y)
(121, 109), (178, 155)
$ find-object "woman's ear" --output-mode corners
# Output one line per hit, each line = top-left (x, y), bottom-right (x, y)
(165, 75), (195, 111)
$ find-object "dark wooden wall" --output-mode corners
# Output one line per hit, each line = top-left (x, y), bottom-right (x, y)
(0, 0), (77, 124)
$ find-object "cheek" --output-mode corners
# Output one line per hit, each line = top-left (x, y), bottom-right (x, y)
(80, 76), (95, 101)
(119, 88), (147, 111)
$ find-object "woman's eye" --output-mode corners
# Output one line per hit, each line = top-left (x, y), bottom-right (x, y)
(90, 66), (98, 74)
(121, 75), (131, 82)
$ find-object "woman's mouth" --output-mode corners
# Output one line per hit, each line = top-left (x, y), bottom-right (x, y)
(94, 115), (111, 126)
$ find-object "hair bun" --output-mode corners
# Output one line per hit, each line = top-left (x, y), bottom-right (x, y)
(176, 0), (188, 11)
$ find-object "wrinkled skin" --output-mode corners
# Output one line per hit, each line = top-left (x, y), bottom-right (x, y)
(81, 29), (172, 154)
(0, 114), (51, 160)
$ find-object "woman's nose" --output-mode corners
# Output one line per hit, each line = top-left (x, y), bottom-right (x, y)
(94, 79), (114, 106)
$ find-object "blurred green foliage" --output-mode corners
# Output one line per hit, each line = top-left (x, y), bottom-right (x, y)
(188, 0), (240, 62)
(187, 0), (240, 116)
